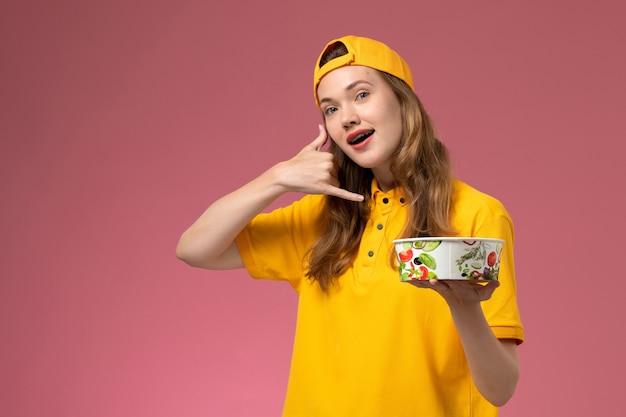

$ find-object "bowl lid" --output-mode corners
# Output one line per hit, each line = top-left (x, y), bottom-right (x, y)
(392, 237), (504, 244)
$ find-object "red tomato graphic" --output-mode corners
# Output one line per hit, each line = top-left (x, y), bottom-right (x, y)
(417, 265), (429, 280)
(487, 251), (497, 267)
(470, 270), (485, 279)
(399, 249), (412, 263)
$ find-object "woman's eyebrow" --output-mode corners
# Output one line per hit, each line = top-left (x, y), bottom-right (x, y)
(319, 80), (372, 105)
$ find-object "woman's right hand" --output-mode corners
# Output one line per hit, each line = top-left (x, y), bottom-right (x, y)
(176, 125), (363, 270)
(273, 125), (364, 202)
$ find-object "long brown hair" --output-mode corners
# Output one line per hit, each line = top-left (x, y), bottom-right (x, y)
(305, 44), (455, 292)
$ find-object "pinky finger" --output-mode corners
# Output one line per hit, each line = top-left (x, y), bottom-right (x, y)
(327, 186), (365, 202)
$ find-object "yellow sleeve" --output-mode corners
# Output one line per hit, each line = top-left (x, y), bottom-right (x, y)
(451, 181), (524, 343)
(476, 212), (525, 343)
(235, 195), (324, 292)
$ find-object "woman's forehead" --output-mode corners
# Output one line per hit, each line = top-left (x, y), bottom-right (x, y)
(317, 66), (383, 99)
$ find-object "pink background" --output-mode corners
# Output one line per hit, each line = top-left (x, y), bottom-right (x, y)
(2, 0), (625, 416)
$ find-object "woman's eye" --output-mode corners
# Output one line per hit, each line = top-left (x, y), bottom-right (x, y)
(324, 107), (337, 115)
(357, 92), (369, 100)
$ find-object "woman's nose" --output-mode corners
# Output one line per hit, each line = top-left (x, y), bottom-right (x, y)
(342, 107), (360, 129)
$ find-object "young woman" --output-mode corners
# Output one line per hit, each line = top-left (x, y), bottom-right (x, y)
(176, 35), (524, 416)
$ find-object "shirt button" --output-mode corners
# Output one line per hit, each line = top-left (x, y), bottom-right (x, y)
(377, 224), (383, 230)
(382, 197), (389, 204)
(368, 251), (374, 257)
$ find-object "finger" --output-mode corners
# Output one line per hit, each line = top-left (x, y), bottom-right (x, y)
(325, 185), (364, 202)
(406, 279), (439, 289)
(315, 125), (328, 151)
(308, 124), (328, 151)
(479, 281), (500, 297)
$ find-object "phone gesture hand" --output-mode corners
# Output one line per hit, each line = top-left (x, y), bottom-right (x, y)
(277, 126), (364, 202)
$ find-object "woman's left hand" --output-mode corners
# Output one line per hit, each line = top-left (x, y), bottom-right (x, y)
(407, 279), (500, 306)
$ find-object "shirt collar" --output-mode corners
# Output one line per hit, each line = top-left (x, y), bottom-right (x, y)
(370, 179), (408, 206)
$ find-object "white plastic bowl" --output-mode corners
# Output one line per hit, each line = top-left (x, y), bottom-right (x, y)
(393, 237), (504, 281)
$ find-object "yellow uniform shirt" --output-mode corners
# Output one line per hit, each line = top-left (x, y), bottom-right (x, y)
(236, 179), (524, 417)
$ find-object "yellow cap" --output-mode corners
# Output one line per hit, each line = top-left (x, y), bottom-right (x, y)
(313, 35), (414, 107)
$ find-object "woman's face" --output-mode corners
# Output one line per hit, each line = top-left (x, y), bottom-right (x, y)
(317, 65), (403, 180)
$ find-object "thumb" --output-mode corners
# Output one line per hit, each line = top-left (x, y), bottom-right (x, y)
(309, 124), (328, 151)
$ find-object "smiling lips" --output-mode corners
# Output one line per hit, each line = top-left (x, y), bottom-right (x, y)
(347, 129), (375, 146)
